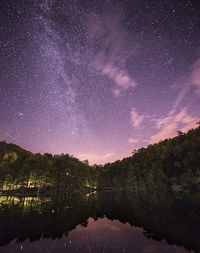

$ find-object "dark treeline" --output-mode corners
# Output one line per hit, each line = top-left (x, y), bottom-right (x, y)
(95, 123), (200, 192)
(0, 142), (96, 193)
(0, 191), (200, 252)
(0, 123), (200, 193)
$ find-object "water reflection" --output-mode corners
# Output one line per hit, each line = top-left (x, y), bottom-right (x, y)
(0, 190), (199, 253)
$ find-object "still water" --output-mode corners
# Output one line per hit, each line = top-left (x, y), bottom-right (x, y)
(0, 191), (199, 253)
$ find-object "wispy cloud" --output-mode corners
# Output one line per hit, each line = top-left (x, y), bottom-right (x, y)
(130, 108), (144, 128)
(102, 63), (136, 96)
(191, 59), (200, 96)
(168, 58), (200, 115)
(128, 58), (200, 148)
(128, 138), (139, 144)
(87, 12), (137, 96)
(150, 107), (198, 144)
(173, 58), (200, 109)
(149, 58), (200, 144)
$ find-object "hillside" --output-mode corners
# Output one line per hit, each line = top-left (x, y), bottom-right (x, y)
(0, 141), (93, 193)
(95, 123), (200, 191)
(0, 123), (200, 193)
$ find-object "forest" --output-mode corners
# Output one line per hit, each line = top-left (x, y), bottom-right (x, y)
(0, 123), (200, 194)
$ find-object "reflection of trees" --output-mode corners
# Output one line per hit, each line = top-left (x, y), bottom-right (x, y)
(0, 126), (200, 252)
(0, 191), (200, 252)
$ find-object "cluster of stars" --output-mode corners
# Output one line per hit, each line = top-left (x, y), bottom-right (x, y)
(0, 0), (199, 164)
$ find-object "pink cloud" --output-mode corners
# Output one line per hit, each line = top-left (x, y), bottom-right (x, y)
(169, 58), (200, 113)
(87, 12), (137, 96)
(113, 89), (121, 97)
(191, 59), (200, 95)
(130, 108), (144, 128)
(151, 58), (200, 144)
(150, 108), (198, 144)
(128, 138), (139, 144)
(102, 63), (137, 95)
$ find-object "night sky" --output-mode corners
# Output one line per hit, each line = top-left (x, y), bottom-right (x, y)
(0, 0), (200, 164)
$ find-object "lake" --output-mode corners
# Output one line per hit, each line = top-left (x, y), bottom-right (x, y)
(0, 190), (199, 253)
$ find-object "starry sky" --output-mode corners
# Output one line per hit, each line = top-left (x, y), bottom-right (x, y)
(0, 0), (200, 164)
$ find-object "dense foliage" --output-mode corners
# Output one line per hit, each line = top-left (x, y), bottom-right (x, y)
(96, 123), (200, 191)
(0, 123), (200, 193)
(0, 142), (96, 193)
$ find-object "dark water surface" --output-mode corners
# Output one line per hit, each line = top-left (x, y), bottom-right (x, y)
(0, 190), (199, 253)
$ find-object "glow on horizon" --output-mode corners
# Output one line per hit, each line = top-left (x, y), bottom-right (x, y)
(0, 0), (200, 165)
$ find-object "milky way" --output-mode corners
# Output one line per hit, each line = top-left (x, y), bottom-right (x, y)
(0, 0), (200, 164)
